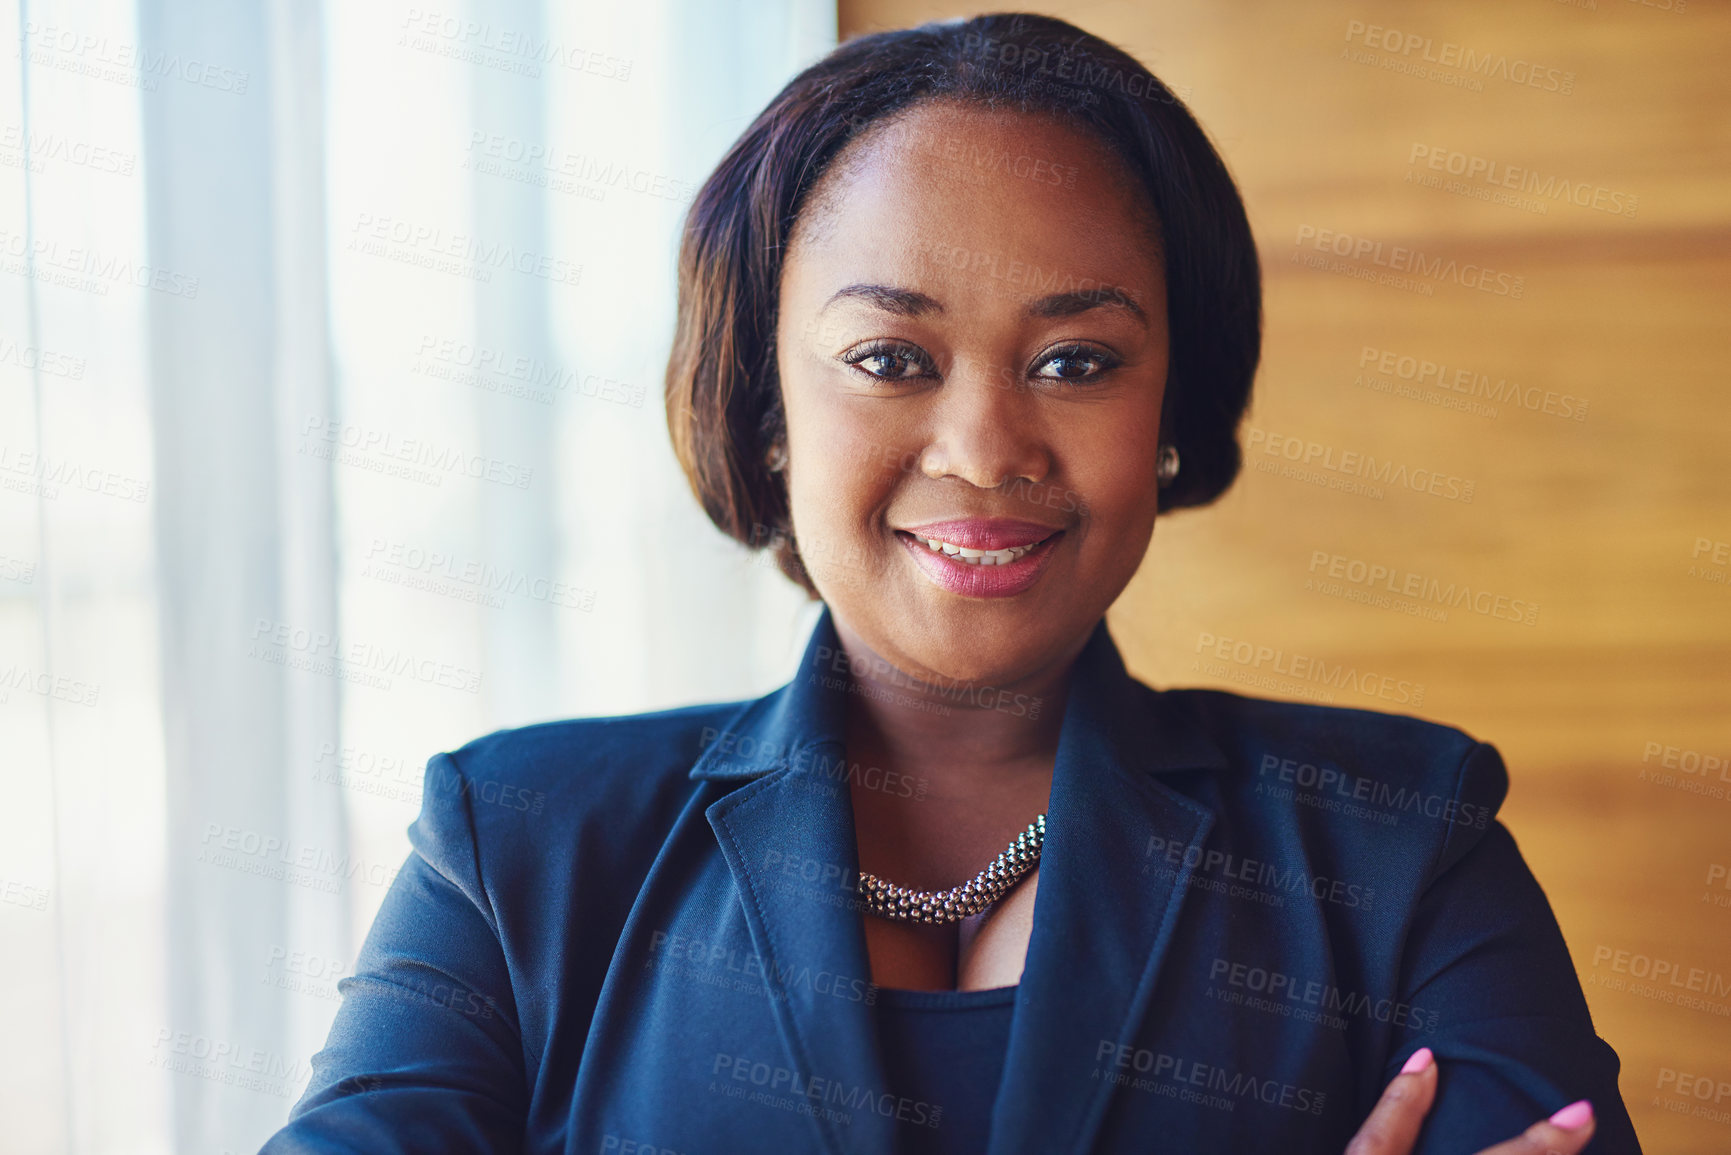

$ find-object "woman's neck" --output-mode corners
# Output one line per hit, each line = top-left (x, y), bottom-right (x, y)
(830, 620), (1084, 803)
(832, 619), (1088, 991)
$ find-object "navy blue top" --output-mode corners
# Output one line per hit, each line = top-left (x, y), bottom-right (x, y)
(874, 984), (1018, 1155)
(263, 606), (1641, 1155)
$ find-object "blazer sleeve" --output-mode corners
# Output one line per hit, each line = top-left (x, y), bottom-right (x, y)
(1383, 741), (1642, 1154)
(261, 752), (527, 1154)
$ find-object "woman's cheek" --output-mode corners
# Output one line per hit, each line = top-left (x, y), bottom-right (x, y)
(1068, 441), (1158, 519)
(1074, 472), (1160, 572)
(787, 468), (879, 587)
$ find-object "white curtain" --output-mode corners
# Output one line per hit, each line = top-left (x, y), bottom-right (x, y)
(0, 0), (833, 1150)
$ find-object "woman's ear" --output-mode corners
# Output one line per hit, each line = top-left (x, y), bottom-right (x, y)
(1155, 391), (1178, 495)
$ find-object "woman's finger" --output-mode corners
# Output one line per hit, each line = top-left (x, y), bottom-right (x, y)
(1471, 1100), (1597, 1155)
(1343, 1046), (1439, 1155)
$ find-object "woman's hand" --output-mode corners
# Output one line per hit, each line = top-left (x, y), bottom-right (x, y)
(1344, 1047), (1598, 1155)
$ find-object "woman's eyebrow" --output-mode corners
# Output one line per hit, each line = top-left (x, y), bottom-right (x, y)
(1027, 288), (1147, 326)
(820, 283), (1146, 326)
(821, 283), (943, 317)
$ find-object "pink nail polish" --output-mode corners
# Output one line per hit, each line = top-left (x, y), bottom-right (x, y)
(1549, 1100), (1593, 1130)
(1400, 1047), (1433, 1075)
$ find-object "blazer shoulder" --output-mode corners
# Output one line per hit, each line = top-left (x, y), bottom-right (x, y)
(450, 699), (747, 782)
(406, 699), (758, 919)
(1158, 686), (1510, 872)
(1169, 685), (1484, 769)
(425, 699), (751, 827)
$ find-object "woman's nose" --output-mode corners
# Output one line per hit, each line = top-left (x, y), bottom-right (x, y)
(918, 363), (1053, 489)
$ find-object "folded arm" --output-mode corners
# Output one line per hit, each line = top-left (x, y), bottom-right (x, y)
(1379, 743), (1641, 1154)
(262, 753), (527, 1154)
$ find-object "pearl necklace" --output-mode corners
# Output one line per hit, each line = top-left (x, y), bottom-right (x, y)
(856, 815), (1046, 924)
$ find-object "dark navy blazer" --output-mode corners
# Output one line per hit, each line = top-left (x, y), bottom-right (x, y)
(264, 608), (1641, 1154)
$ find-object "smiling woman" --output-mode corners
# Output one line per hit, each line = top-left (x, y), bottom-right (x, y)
(266, 12), (1640, 1155)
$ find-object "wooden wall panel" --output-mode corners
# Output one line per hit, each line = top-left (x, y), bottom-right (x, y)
(839, 2), (1731, 1149)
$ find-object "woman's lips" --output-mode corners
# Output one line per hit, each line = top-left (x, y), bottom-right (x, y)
(898, 518), (1062, 551)
(894, 520), (1064, 598)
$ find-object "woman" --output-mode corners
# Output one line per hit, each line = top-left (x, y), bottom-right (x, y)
(266, 14), (1639, 1155)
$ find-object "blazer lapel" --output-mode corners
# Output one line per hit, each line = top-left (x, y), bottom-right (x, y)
(695, 612), (897, 1155)
(684, 609), (1228, 1155)
(988, 619), (1226, 1155)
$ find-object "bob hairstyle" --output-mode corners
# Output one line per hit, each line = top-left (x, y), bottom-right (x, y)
(666, 12), (1261, 593)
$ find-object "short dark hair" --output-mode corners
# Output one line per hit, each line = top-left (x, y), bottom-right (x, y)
(665, 12), (1261, 593)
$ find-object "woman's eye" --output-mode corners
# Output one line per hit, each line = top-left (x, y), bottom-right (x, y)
(1034, 345), (1118, 382)
(843, 343), (933, 381)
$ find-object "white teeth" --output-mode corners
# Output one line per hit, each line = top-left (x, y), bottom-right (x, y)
(915, 535), (1041, 566)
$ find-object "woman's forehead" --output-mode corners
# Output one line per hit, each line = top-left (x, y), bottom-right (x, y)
(807, 100), (1153, 231)
(787, 103), (1164, 310)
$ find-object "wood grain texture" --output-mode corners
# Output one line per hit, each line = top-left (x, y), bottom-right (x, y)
(839, 2), (1731, 1149)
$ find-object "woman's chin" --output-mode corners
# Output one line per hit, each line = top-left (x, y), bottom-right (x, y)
(881, 629), (1070, 695)
(820, 561), (1100, 693)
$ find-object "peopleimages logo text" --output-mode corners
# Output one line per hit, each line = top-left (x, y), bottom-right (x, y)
(1257, 755), (1491, 829)
(1293, 225), (1524, 298)
(1343, 21), (1574, 94)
